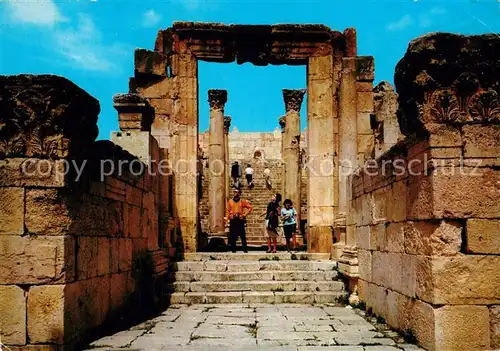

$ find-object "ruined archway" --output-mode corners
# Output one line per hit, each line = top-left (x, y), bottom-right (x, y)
(130, 22), (375, 253)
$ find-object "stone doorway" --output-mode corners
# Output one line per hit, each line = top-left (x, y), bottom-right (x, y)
(131, 22), (375, 254)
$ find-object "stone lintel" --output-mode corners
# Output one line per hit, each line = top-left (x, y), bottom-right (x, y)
(208, 89), (228, 110)
(223, 115), (231, 133)
(283, 89), (307, 112)
(157, 22), (350, 65)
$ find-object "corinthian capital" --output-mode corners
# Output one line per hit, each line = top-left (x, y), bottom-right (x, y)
(224, 115), (231, 133)
(283, 89), (306, 112)
(208, 89), (228, 110)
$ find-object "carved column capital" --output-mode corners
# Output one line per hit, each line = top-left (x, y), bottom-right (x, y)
(208, 89), (228, 110)
(113, 93), (154, 132)
(283, 89), (306, 112)
(279, 115), (286, 131)
(224, 115), (231, 133)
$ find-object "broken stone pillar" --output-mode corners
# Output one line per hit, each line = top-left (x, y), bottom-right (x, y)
(372, 81), (402, 158)
(208, 89), (228, 236)
(282, 89), (306, 232)
(332, 57), (358, 259)
(307, 55), (336, 253)
(224, 115), (231, 202)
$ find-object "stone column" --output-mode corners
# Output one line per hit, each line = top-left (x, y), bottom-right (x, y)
(282, 89), (306, 231)
(224, 115), (231, 203)
(307, 55), (336, 253)
(208, 90), (228, 235)
(279, 115), (286, 196)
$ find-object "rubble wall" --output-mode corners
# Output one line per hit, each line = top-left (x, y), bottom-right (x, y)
(353, 33), (500, 351)
(0, 75), (172, 350)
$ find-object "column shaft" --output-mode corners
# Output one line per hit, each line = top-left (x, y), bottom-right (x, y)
(282, 89), (305, 234)
(338, 57), (358, 214)
(208, 90), (227, 235)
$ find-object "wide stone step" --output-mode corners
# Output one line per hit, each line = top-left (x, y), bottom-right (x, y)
(182, 252), (330, 261)
(168, 280), (345, 293)
(172, 260), (337, 272)
(171, 270), (338, 282)
(167, 291), (346, 304)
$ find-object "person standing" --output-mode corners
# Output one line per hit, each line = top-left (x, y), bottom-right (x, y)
(231, 161), (242, 189)
(245, 164), (254, 188)
(226, 188), (253, 253)
(281, 199), (297, 251)
(261, 193), (281, 253)
(263, 167), (272, 187)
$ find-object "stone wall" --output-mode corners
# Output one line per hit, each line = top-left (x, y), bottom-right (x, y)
(353, 33), (500, 351)
(0, 76), (174, 350)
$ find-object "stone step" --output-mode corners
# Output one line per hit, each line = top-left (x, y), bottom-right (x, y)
(167, 291), (346, 304)
(182, 252), (330, 261)
(172, 260), (337, 273)
(167, 280), (345, 293)
(170, 270), (338, 282)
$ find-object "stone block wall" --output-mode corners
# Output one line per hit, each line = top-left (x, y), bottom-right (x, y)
(0, 76), (173, 350)
(352, 33), (500, 351)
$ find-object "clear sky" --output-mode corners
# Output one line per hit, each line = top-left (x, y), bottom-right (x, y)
(1, 0), (499, 139)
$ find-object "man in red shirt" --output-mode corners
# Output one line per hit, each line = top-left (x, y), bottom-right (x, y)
(226, 188), (253, 253)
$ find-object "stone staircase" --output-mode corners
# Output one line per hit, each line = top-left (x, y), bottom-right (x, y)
(199, 160), (284, 247)
(166, 252), (347, 304)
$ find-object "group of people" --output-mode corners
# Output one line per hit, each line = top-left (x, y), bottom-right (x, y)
(225, 187), (299, 253)
(231, 161), (272, 189)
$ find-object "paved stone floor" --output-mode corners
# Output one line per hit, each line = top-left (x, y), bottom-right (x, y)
(87, 304), (423, 350)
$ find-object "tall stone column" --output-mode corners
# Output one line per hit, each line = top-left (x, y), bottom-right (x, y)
(224, 115), (231, 203)
(282, 89), (306, 231)
(332, 57), (358, 260)
(307, 55), (336, 253)
(208, 90), (228, 235)
(279, 115), (286, 196)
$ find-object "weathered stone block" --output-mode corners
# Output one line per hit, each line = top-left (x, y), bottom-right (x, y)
(404, 220), (462, 256)
(463, 124), (500, 158)
(124, 203), (142, 238)
(358, 249), (372, 282)
(355, 226), (371, 250)
(427, 123), (462, 147)
(466, 219), (500, 254)
(388, 180), (406, 222)
(119, 239), (133, 272)
(416, 255), (500, 305)
(0, 187), (24, 235)
(77, 236), (98, 280)
(372, 187), (388, 223)
(491, 305), (500, 349)
(432, 167), (500, 219)
(28, 285), (65, 344)
(357, 91), (374, 113)
(308, 55), (333, 80)
(406, 174), (433, 220)
(434, 305), (490, 350)
(0, 158), (65, 187)
(0, 285), (26, 345)
(97, 237), (110, 276)
(385, 223), (404, 253)
(25, 189), (70, 235)
(0, 235), (75, 284)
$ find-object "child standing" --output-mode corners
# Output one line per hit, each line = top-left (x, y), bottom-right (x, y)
(281, 199), (297, 251)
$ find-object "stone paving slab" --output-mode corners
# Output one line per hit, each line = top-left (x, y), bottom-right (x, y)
(85, 304), (425, 351)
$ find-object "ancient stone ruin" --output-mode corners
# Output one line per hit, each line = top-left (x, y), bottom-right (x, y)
(0, 23), (498, 351)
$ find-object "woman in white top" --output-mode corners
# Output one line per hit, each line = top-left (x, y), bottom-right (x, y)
(245, 164), (254, 187)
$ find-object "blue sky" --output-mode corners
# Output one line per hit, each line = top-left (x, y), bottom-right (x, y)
(1, 0), (499, 139)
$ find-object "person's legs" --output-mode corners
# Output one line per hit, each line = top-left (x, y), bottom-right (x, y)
(284, 225), (292, 251)
(292, 224), (297, 250)
(272, 237), (277, 253)
(239, 219), (248, 253)
(229, 220), (237, 253)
